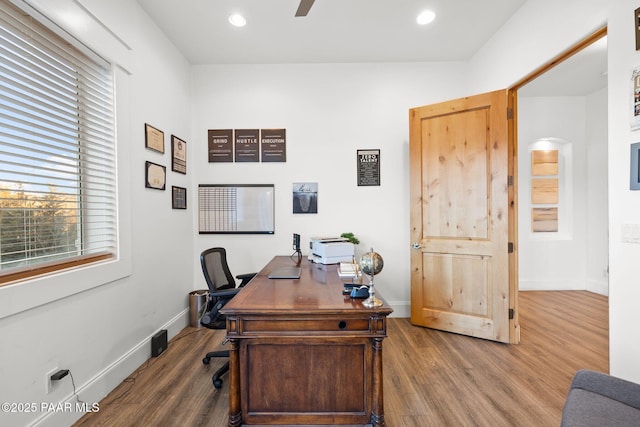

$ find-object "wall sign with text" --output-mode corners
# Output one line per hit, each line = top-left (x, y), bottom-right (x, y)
(208, 128), (286, 162)
(235, 129), (260, 162)
(208, 129), (234, 162)
(357, 149), (380, 186)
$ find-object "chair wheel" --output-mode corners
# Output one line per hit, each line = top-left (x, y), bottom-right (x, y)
(203, 357), (210, 365)
(213, 378), (223, 389)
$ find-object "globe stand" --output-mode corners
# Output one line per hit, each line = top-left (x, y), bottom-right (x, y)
(362, 275), (383, 308)
(360, 248), (383, 308)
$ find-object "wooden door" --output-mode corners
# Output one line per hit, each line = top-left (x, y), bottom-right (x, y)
(409, 89), (519, 343)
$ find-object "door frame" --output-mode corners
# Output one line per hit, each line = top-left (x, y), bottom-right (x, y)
(506, 26), (608, 343)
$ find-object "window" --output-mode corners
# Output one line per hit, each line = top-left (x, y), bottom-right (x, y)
(0, 0), (116, 285)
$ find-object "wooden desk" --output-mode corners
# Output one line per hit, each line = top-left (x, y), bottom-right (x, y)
(221, 256), (393, 426)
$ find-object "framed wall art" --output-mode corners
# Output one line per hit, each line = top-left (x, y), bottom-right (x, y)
(171, 135), (187, 174)
(631, 142), (640, 190)
(172, 186), (187, 209)
(292, 182), (318, 214)
(145, 123), (164, 154)
(208, 129), (234, 162)
(145, 161), (166, 190)
(357, 149), (380, 186)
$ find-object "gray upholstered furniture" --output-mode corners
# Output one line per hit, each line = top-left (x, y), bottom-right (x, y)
(561, 369), (640, 426)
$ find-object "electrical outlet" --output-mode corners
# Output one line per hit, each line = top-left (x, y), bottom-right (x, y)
(45, 367), (59, 394)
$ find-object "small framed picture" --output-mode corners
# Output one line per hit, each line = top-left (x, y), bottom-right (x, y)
(145, 161), (166, 190)
(172, 186), (187, 209)
(145, 123), (165, 154)
(631, 142), (640, 190)
(636, 7), (640, 51)
(292, 182), (318, 214)
(631, 68), (640, 131)
(171, 135), (187, 174)
(357, 149), (380, 186)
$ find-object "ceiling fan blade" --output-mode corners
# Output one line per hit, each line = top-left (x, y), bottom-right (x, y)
(295, 0), (315, 17)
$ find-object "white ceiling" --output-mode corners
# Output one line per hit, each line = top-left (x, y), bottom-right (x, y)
(136, 0), (607, 96)
(136, 0), (527, 64)
(519, 35), (608, 97)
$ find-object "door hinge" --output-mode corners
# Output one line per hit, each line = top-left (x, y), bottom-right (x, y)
(508, 242), (514, 253)
(508, 175), (513, 186)
(507, 107), (514, 119)
(509, 308), (514, 319)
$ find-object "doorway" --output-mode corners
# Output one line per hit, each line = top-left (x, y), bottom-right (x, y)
(408, 28), (608, 345)
(512, 28), (609, 297)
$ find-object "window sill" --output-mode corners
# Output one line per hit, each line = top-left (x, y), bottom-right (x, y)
(0, 254), (131, 320)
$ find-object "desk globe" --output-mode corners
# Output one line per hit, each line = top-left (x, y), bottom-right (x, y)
(359, 248), (384, 307)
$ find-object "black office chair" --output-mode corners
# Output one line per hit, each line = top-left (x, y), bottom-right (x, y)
(200, 247), (256, 389)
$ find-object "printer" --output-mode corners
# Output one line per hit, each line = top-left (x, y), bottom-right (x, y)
(309, 237), (355, 264)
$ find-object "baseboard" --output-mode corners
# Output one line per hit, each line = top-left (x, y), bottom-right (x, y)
(586, 279), (609, 296)
(31, 308), (189, 427)
(388, 301), (410, 318)
(518, 279), (586, 291)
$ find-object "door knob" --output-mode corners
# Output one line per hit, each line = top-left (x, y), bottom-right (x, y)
(411, 242), (422, 249)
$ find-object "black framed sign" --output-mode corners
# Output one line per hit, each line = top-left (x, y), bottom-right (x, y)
(261, 128), (286, 162)
(631, 142), (640, 190)
(357, 149), (380, 186)
(235, 129), (260, 162)
(172, 186), (187, 209)
(208, 129), (234, 162)
(171, 135), (187, 174)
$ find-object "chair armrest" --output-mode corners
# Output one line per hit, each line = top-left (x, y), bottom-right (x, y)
(209, 288), (241, 298)
(569, 370), (640, 410)
(236, 272), (257, 287)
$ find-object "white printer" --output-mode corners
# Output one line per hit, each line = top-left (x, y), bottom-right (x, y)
(309, 237), (355, 264)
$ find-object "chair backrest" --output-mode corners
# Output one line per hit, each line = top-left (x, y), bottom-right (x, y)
(200, 247), (237, 293)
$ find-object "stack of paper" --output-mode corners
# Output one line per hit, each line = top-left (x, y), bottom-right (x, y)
(337, 262), (358, 279)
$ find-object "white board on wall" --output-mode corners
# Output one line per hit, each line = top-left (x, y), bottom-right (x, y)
(198, 184), (275, 234)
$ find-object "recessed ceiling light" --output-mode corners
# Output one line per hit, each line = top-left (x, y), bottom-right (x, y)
(417, 10), (436, 25)
(229, 14), (246, 27)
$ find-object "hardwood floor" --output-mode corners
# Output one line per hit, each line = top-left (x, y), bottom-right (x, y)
(74, 291), (608, 427)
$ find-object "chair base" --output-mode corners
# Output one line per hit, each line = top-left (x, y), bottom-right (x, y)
(202, 350), (230, 389)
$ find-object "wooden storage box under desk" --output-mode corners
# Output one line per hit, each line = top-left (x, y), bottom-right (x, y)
(221, 257), (393, 427)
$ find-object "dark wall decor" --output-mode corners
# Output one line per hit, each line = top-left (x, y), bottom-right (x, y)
(235, 129), (260, 162)
(357, 149), (380, 186)
(171, 135), (187, 174)
(636, 7), (640, 51)
(208, 129), (234, 162)
(172, 186), (187, 209)
(261, 128), (287, 162)
(631, 142), (640, 190)
(292, 182), (318, 214)
(208, 128), (287, 163)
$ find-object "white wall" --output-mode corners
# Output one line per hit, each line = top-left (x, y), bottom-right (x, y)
(586, 88), (609, 294)
(3, 1), (640, 426)
(0, 0), (194, 426)
(517, 97), (589, 291)
(517, 92), (608, 295)
(607, 0), (640, 384)
(190, 62), (469, 316)
(469, 0), (640, 383)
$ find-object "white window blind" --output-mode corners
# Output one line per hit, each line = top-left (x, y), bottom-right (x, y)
(0, 0), (116, 278)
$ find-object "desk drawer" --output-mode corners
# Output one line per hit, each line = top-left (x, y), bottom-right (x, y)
(235, 316), (378, 335)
